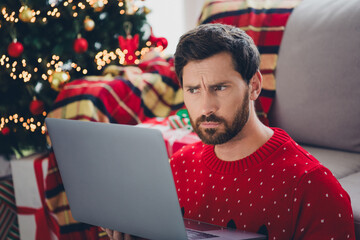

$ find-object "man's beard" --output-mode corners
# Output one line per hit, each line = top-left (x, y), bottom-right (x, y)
(190, 92), (250, 145)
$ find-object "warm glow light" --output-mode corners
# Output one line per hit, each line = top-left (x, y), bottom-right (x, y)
(0, 114), (46, 134)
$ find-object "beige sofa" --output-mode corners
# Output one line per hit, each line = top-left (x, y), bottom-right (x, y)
(269, 0), (360, 237)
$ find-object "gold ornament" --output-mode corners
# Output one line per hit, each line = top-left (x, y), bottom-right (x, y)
(84, 16), (95, 31)
(49, 71), (70, 91)
(143, 6), (151, 15)
(92, 0), (105, 12)
(19, 6), (34, 22)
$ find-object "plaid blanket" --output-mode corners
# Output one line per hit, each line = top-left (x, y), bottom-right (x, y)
(199, 0), (302, 124)
(48, 54), (184, 125)
(0, 179), (19, 240)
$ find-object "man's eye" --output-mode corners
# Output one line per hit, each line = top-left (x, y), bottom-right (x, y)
(188, 88), (200, 94)
(214, 85), (226, 91)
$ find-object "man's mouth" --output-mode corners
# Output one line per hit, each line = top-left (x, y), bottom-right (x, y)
(200, 121), (221, 128)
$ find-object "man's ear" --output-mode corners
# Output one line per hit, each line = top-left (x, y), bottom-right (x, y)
(249, 70), (262, 101)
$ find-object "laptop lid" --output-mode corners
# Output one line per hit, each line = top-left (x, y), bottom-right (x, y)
(46, 118), (188, 240)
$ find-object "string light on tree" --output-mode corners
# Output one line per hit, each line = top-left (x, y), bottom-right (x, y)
(2, 8), (19, 23)
(95, 49), (124, 70)
(0, 0), (159, 158)
(47, 7), (61, 18)
(1, 114), (47, 135)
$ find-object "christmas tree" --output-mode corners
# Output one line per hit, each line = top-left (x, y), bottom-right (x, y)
(0, 0), (165, 159)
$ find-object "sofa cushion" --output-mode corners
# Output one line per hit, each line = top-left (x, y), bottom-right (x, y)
(339, 172), (360, 239)
(270, 0), (360, 152)
(302, 145), (360, 179)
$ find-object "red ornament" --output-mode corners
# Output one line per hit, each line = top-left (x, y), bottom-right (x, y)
(155, 37), (168, 49)
(1, 127), (10, 135)
(8, 40), (24, 58)
(29, 99), (45, 115)
(149, 33), (168, 50)
(73, 37), (88, 53)
(118, 34), (139, 64)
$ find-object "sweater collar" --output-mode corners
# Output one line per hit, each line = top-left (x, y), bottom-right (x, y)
(202, 128), (289, 174)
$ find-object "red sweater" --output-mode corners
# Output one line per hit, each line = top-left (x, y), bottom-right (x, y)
(170, 128), (355, 240)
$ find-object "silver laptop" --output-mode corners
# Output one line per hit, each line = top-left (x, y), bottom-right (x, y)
(46, 118), (266, 240)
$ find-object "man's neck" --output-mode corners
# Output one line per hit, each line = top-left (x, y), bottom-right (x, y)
(214, 114), (274, 162)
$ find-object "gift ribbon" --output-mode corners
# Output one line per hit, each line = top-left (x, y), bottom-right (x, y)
(17, 155), (60, 240)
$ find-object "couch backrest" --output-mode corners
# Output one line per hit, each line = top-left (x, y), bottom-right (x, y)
(270, 0), (360, 153)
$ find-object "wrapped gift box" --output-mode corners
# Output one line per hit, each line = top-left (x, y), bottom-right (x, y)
(0, 155), (12, 179)
(0, 178), (19, 239)
(138, 117), (201, 156)
(11, 154), (59, 240)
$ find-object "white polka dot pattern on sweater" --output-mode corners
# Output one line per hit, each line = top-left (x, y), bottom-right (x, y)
(170, 128), (355, 239)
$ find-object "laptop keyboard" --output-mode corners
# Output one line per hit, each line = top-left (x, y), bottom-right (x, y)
(186, 229), (219, 239)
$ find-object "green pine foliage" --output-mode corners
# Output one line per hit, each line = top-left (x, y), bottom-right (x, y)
(0, 0), (151, 159)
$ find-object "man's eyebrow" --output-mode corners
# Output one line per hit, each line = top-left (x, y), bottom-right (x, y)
(183, 84), (200, 88)
(208, 81), (232, 88)
(183, 81), (232, 89)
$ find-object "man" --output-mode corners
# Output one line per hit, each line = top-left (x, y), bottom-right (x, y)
(105, 23), (355, 239)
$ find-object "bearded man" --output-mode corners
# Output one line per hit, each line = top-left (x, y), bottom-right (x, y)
(104, 23), (355, 240)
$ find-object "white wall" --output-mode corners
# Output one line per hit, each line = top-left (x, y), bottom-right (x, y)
(146, 0), (205, 55)
(184, 0), (206, 30)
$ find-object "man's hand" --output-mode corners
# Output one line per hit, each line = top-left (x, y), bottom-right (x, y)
(101, 227), (145, 240)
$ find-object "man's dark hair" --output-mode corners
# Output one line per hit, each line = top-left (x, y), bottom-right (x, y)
(174, 23), (260, 86)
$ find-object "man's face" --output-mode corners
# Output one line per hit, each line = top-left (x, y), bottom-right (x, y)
(182, 52), (250, 145)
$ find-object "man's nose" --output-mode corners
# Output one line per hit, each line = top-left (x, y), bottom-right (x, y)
(201, 92), (218, 117)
